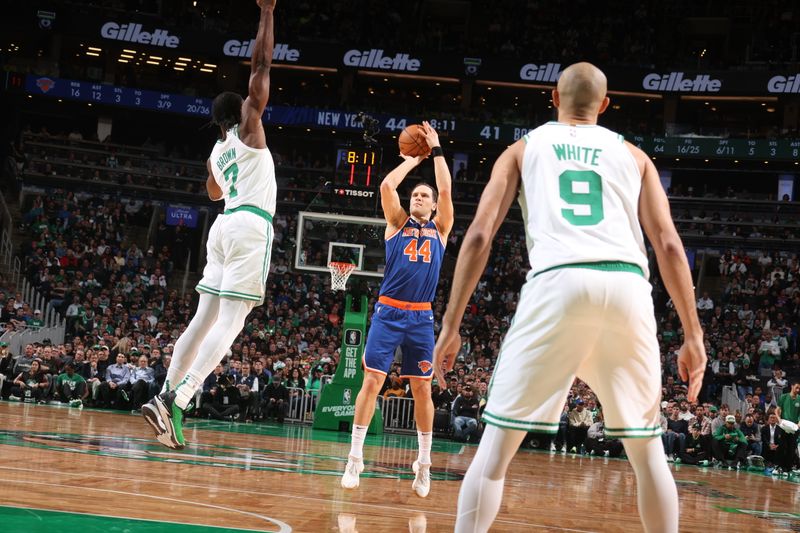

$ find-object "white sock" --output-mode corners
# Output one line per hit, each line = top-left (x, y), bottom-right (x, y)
(174, 298), (253, 410)
(349, 424), (368, 460)
(163, 293), (220, 394)
(417, 431), (432, 465)
(174, 374), (202, 410)
(455, 424), (526, 533)
(622, 437), (679, 532)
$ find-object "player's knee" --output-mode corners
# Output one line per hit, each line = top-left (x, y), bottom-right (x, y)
(409, 379), (432, 398)
(361, 373), (383, 394)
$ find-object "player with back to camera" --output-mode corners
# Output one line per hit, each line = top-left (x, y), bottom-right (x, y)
(433, 62), (707, 532)
(142, 0), (278, 450)
(340, 122), (454, 498)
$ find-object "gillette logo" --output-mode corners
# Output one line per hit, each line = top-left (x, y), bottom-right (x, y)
(343, 49), (421, 72)
(519, 63), (562, 83)
(100, 21), (179, 48)
(643, 72), (721, 92)
(223, 41), (300, 62)
(768, 75), (800, 94)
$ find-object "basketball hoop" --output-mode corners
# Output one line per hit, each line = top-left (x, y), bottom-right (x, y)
(328, 262), (357, 291)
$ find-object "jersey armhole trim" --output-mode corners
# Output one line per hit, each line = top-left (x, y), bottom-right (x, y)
(385, 217), (410, 241)
(430, 219), (448, 247)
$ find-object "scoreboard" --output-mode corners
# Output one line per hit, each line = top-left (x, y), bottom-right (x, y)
(631, 136), (800, 161)
(335, 147), (382, 187)
(23, 74), (212, 118)
(14, 73), (800, 162)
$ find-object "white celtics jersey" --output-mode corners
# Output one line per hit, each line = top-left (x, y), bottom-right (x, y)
(209, 125), (276, 216)
(520, 122), (649, 278)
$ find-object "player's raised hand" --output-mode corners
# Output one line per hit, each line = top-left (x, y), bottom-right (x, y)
(677, 335), (707, 403)
(257, 0), (277, 9)
(420, 121), (441, 149)
(433, 324), (461, 385)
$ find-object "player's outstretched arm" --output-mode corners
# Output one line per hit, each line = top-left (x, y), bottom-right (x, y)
(433, 140), (523, 383)
(240, 0), (276, 149)
(206, 159), (223, 201)
(380, 155), (424, 236)
(632, 142), (706, 402)
(420, 122), (454, 238)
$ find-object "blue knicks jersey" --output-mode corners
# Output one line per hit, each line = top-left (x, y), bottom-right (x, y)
(379, 217), (445, 303)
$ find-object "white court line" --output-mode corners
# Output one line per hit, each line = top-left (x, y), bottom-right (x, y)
(12, 505), (276, 533)
(4, 478), (292, 533)
(0, 465), (596, 532)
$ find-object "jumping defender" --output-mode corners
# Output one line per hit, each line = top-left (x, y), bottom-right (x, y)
(142, 0), (278, 450)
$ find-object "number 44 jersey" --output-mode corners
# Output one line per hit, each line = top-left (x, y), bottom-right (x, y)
(520, 122), (649, 279)
(209, 125), (277, 216)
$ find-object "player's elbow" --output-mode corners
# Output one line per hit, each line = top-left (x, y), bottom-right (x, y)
(463, 224), (492, 251)
(654, 231), (685, 260)
(380, 179), (396, 194)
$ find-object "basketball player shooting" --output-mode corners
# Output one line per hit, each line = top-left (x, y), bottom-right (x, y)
(142, 0), (278, 450)
(341, 122), (454, 497)
(433, 63), (707, 532)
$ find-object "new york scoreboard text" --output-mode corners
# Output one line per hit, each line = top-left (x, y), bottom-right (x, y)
(22, 75), (799, 161)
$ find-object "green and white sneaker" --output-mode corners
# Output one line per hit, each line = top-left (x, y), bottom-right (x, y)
(142, 391), (185, 450)
(69, 399), (83, 408)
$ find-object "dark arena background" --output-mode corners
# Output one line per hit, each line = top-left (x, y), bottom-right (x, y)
(1, 1), (800, 532)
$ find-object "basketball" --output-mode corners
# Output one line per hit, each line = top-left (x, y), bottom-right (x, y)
(398, 124), (431, 157)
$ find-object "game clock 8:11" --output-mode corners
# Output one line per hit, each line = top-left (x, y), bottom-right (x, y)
(337, 147), (382, 187)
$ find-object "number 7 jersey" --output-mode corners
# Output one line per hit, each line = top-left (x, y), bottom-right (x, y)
(380, 217), (445, 303)
(209, 125), (277, 216)
(520, 122), (649, 278)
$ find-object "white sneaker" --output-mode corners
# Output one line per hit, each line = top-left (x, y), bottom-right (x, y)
(412, 460), (431, 498)
(341, 456), (364, 489)
(666, 455), (674, 462)
(337, 513), (358, 533)
(408, 513), (427, 533)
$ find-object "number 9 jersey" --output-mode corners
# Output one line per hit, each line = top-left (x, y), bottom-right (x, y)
(521, 122), (649, 279)
(379, 217), (445, 304)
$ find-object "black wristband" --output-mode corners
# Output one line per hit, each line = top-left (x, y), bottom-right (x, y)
(431, 146), (444, 158)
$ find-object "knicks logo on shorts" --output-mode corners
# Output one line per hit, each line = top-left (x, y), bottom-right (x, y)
(418, 361), (433, 374)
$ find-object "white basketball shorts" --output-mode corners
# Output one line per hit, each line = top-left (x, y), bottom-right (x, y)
(483, 265), (662, 439)
(196, 207), (273, 305)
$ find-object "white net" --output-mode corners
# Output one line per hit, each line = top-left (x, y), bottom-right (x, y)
(328, 262), (357, 291)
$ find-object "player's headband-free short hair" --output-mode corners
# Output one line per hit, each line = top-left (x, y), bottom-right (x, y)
(412, 182), (438, 203)
(211, 91), (243, 131)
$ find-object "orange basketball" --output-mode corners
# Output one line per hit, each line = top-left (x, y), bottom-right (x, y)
(398, 124), (431, 158)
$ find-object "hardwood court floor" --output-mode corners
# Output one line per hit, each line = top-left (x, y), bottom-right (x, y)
(0, 401), (798, 532)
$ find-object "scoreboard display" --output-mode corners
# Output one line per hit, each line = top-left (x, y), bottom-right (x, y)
(15, 74), (799, 162)
(631, 136), (800, 161)
(24, 74), (212, 117)
(335, 146), (383, 187)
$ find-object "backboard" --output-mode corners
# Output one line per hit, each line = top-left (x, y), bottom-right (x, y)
(295, 211), (386, 279)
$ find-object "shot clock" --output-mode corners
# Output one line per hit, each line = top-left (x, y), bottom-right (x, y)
(336, 146), (383, 187)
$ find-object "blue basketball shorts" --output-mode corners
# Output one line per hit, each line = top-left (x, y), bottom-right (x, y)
(363, 301), (435, 379)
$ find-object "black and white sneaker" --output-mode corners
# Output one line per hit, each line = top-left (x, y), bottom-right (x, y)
(142, 392), (185, 450)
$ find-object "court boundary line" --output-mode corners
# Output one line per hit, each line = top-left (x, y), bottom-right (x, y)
(0, 464), (595, 532)
(5, 505), (280, 533)
(3, 478), (293, 533)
